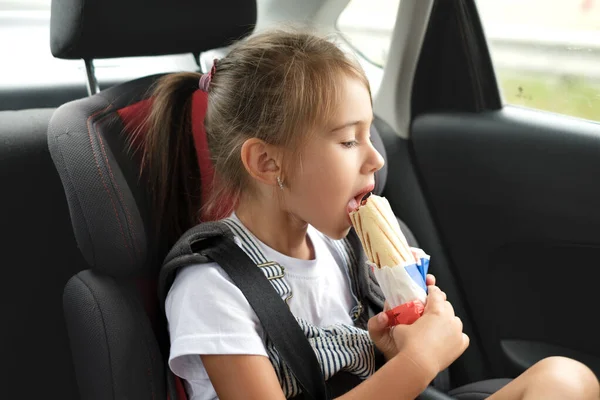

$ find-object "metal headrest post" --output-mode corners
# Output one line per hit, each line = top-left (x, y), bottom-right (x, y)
(84, 59), (100, 96)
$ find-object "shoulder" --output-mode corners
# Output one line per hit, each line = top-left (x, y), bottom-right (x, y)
(166, 261), (270, 383)
(166, 261), (268, 364)
(165, 258), (267, 341)
(166, 260), (243, 314)
(171, 260), (232, 287)
(165, 234), (245, 306)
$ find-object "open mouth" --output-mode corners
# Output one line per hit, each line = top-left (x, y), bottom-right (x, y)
(347, 184), (375, 214)
(355, 190), (372, 206)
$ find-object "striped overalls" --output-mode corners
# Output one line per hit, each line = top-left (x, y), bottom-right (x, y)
(222, 217), (377, 398)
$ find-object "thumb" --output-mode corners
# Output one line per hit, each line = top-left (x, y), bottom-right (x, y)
(368, 311), (389, 339)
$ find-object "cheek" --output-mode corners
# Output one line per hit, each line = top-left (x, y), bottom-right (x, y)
(295, 152), (352, 201)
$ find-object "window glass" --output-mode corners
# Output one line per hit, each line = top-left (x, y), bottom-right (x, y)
(337, 0), (400, 68)
(476, 0), (600, 122)
(0, 0), (196, 90)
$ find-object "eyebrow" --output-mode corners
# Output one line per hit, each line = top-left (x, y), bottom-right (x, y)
(330, 116), (374, 133)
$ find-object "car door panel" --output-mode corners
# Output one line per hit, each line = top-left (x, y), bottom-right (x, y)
(408, 107), (600, 378)
(375, 116), (490, 386)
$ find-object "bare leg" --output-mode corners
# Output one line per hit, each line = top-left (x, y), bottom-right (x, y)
(488, 357), (599, 400)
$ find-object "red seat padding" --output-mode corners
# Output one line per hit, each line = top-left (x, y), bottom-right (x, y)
(117, 90), (235, 223)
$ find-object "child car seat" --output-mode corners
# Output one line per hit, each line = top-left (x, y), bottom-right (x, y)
(48, 0), (256, 398)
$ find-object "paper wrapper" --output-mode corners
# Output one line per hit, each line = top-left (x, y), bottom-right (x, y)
(350, 194), (431, 325)
(369, 250), (430, 326)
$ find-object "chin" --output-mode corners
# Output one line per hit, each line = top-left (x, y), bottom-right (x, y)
(311, 213), (354, 240)
(322, 224), (352, 241)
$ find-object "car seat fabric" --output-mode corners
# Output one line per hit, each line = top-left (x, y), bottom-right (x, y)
(49, 76), (160, 277)
(0, 109), (88, 399)
(50, 0), (257, 60)
(448, 379), (512, 399)
(47, 0), (257, 398)
(49, 75), (176, 399)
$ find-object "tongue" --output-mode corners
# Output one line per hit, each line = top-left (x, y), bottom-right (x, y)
(347, 198), (359, 214)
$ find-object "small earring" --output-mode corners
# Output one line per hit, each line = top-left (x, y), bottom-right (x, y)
(276, 176), (284, 190)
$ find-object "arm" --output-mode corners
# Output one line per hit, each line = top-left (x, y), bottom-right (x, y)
(202, 347), (435, 400)
(203, 283), (466, 400)
(338, 349), (436, 400)
(202, 354), (286, 400)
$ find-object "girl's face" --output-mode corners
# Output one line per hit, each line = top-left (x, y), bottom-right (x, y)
(283, 75), (385, 239)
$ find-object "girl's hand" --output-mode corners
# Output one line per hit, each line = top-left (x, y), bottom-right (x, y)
(425, 274), (435, 286)
(392, 284), (469, 376)
(368, 274), (437, 360)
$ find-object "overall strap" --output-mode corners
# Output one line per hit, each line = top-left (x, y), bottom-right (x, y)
(221, 217), (269, 264)
(194, 221), (328, 400)
(319, 232), (365, 323)
(221, 217), (292, 301)
(224, 218), (381, 398)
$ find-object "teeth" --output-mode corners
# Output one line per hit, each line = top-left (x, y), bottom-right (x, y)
(349, 195), (414, 268)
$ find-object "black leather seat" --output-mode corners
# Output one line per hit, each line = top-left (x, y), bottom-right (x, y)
(0, 109), (87, 399)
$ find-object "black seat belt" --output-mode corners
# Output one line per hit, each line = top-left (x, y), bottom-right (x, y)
(198, 235), (328, 400)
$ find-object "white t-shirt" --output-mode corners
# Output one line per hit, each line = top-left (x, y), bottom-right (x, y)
(166, 219), (356, 400)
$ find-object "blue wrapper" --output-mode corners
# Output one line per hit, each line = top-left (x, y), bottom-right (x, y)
(404, 256), (430, 293)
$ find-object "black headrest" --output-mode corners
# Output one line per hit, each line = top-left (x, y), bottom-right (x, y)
(50, 0), (257, 60)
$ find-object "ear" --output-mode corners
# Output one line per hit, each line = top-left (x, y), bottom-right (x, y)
(240, 138), (282, 187)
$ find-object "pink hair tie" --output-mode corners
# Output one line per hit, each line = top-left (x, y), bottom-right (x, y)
(199, 59), (219, 92)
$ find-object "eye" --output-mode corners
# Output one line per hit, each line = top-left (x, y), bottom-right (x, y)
(341, 140), (359, 149)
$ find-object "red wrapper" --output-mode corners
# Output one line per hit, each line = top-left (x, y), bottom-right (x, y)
(385, 300), (425, 326)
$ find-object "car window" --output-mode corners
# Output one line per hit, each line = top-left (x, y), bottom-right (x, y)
(0, 0), (197, 91)
(336, 0), (400, 69)
(476, 0), (600, 122)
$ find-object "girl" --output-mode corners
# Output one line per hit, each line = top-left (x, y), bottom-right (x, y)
(142, 30), (599, 400)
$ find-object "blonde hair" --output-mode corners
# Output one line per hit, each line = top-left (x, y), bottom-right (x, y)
(140, 29), (370, 246)
(204, 29), (370, 216)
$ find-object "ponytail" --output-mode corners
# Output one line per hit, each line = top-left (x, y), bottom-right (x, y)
(138, 72), (203, 247)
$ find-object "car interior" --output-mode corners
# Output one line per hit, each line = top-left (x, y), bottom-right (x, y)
(1, 0), (599, 399)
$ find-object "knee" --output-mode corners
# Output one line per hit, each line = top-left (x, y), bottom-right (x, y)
(532, 357), (599, 399)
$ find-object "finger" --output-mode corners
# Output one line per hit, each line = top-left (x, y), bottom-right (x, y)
(426, 274), (436, 286)
(384, 301), (390, 312)
(444, 300), (455, 316)
(378, 311), (389, 327)
(454, 315), (463, 331)
(425, 286), (445, 312)
(388, 324), (396, 339)
(427, 284), (441, 294)
(367, 312), (389, 338)
(367, 313), (395, 356)
(390, 323), (408, 342)
(427, 285), (444, 301)
(462, 333), (470, 351)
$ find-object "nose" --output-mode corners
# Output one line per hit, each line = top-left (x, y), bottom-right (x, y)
(363, 141), (385, 174)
